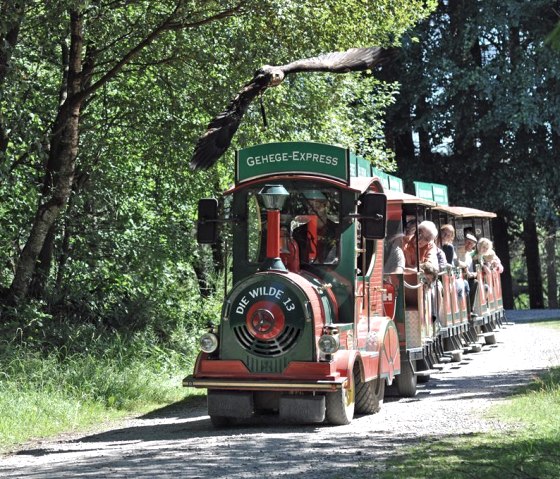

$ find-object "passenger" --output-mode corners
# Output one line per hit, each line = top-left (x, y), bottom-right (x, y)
(384, 233), (405, 274)
(404, 220), (439, 273)
(403, 219), (417, 250)
(439, 224), (469, 300)
(459, 233), (478, 313)
(475, 237), (504, 274)
(459, 232), (478, 280)
(293, 190), (338, 264)
(436, 243), (447, 272)
(402, 220), (439, 309)
(439, 224), (457, 265)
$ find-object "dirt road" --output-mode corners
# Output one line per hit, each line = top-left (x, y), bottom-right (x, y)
(2, 320), (560, 479)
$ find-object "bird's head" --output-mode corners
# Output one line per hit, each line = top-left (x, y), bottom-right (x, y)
(258, 66), (285, 87)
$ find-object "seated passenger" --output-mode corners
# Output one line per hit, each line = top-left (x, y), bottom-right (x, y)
(440, 224), (457, 265)
(402, 219), (417, 252)
(439, 223), (470, 300)
(458, 232), (477, 279)
(475, 237), (504, 274)
(384, 233), (405, 274)
(293, 190), (339, 264)
(402, 220), (439, 308)
(404, 220), (439, 273)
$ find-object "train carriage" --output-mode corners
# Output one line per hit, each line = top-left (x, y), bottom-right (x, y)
(184, 141), (506, 425)
(433, 204), (505, 342)
(383, 189), (440, 397)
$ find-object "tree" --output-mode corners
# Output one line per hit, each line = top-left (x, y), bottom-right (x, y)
(383, 0), (560, 308)
(1, 1), (436, 322)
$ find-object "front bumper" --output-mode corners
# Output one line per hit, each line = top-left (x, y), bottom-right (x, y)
(182, 375), (346, 391)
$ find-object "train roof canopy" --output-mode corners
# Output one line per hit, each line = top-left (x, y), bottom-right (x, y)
(434, 205), (497, 219)
(385, 189), (436, 207)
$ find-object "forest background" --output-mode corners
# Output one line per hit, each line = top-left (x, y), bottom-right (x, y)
(0, 0), (559, 446)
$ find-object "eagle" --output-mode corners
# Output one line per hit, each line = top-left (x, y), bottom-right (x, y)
(189, 46), (394, 170)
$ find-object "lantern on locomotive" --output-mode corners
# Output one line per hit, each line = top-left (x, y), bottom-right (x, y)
(183, 142), (400, 426)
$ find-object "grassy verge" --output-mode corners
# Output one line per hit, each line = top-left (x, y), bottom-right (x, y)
(530, 319), (560, 330)
(0, 332), (203, 453)
(379, 351), (560, 478)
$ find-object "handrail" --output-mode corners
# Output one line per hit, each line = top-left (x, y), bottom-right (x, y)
(403, 280), (423, 290)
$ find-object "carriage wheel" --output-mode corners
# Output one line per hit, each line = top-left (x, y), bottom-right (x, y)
(396, 359), (417, 397)
(326, 366), (356, 425)
(355, 367), (385, 415)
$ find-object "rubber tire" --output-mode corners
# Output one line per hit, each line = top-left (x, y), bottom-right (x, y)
(396, 360), (417, 397)
(355, 368), (385, 415)
(326, 367), (356, 425)
(485, 333), (497, 345)
(417, 374), (430, 384)
(471, 343), (482, 353)
(451, 350), (463, 362)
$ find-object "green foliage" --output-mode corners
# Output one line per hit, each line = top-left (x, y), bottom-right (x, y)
(0, 325), (206, 451)
(0, 0), (435, 331)
(389, 0), (560, 217)
(0, 0), (439, 451)
(379, 366), (560, 479)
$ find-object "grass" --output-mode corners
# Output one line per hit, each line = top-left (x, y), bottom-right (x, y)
(0, 331), (203, 453)
(377, 366), (560, 479)
(530, 319), (560, 330)
(375, 321), (560, 478)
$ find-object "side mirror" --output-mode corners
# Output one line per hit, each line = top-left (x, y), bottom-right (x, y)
(361, 193), (387, 240)
(197, 198), (218, 244)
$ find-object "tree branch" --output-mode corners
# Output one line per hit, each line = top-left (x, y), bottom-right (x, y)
(78, 2), (245, 103)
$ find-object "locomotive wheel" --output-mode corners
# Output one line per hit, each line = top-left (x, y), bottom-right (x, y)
(326, 367), (356, 425)
(355, 367), (385, 415)
(396, 359), (417, 397)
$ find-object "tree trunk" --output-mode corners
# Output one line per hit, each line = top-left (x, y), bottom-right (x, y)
(545, 224), (558, 309)
(522, 215), (544, 309)
(8, 11), (85, 303)
(0, 1), (26, 155)
(492, 215), (514, 309)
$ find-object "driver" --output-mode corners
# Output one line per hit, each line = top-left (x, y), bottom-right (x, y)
(293, 190), (339, 264)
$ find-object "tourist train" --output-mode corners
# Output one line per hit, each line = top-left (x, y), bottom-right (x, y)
(183, 141), (505, 426)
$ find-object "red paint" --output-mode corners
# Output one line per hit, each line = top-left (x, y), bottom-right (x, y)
(266, 209), (281, 258)
(295, 215), (318, 261)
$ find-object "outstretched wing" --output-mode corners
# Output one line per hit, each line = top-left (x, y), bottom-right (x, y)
(189, 47), (394, 171)
(189, 72), (272, 170)
(280, 46), (392, 74)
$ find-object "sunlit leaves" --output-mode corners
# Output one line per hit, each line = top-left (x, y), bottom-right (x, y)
(1, 0), (435, 326)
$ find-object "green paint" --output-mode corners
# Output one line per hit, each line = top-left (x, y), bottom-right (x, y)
(237, 142), (349, 183)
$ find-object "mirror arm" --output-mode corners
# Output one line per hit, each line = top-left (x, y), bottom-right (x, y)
(199, 215), (244, 224)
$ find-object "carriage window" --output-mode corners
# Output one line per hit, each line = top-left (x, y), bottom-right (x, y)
(291, 189), (340, 265)
(245, 186), (340, 266)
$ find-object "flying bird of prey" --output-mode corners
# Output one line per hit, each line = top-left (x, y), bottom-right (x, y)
(189, 46), (394, 170)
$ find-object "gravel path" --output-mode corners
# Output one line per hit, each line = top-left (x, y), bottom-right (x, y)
(2, 320), (560, 479)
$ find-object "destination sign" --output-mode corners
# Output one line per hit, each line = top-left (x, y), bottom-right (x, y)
(236, 142), (349, 183)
